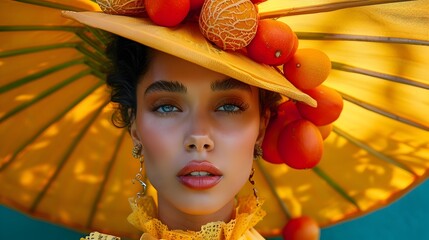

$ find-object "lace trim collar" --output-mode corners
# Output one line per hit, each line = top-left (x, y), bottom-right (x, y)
(127, 195), (265, 240)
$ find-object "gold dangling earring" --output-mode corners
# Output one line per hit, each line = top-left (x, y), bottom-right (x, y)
(249, 167), (259, 205)
(130, 144), (156, 216)
(253, 144), (263, 161)
(132, 144), (147, 200)
(132, 143), (142, 159)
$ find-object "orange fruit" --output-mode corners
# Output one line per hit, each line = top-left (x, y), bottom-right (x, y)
(296, 85), (343, 126)
(199, 0), (258, 50)
(145, 0), (190, 27)
(284, 48), (331, 90)
(262, 113), (288, 164)
(247, 19), (296, 65)
(282, 216), (320, 240)
(278, 119), (323, 169)
(262, 101), (301, 164)
(318, 123), (333, 140)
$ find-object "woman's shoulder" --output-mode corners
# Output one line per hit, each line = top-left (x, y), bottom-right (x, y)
(80, 231), (121, 240)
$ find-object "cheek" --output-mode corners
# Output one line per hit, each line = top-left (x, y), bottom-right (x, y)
(136, 117), (182, 184)
(137, 112), (181, 156)
(216, 118), (260, 187)
(218, 117), (260, 158)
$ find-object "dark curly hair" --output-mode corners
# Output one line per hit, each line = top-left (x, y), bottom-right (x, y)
(105, 35), (281, 129)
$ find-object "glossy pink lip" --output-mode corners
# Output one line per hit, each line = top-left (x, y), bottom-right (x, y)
(177, 160), (223, 190)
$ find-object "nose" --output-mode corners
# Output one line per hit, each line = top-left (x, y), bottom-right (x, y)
(184, 135), (214, 152)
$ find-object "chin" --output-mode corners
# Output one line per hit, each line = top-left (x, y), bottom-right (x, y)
(174, 192), (234, 216)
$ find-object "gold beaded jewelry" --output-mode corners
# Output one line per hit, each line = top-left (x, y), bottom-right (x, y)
(131, 144), (147, 198)
(253, 144), (263, 160)
(132, 143), (142, 159)
(249, 167), (259, 205)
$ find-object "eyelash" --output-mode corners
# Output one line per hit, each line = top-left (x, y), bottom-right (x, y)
(216, 100), (249, 114)
(151, 101), (248, 115)
(152, 104), (181, 115)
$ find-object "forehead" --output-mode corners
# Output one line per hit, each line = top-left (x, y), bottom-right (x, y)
(142, 50), (255, 92)
(149, 50), (226, 79)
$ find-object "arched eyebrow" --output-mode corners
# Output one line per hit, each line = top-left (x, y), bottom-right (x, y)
(144, 80), (187, 96)
(211, 78), (252, 92)
(144, 78), (251, 96)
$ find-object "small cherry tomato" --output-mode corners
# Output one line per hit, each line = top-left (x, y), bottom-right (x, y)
(282, 216), (320, 240)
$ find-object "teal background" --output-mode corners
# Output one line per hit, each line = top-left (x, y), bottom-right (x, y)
(1, 179), (428, 240)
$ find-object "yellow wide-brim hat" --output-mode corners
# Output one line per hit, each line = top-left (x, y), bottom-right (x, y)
(62, 10), (317, 107)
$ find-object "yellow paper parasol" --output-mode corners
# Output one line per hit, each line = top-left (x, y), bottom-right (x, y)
(1, 0), (428, 238)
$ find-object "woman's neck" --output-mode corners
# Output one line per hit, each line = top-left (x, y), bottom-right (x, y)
(157, 197), (235, 231)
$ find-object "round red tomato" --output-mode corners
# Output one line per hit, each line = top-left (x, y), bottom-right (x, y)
(247, 19), (296, 65)
(145, 0), (190, 27)
(277, 100), (302, 121)
(262, 101), (301, 164)
(296, 85), (343, 126)
(277, 119), (323, 169)
(282, 216), (320, 240)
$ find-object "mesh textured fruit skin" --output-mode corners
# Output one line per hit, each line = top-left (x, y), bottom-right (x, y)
(199, 0), (258, 50)
(96, 0), (146, 16)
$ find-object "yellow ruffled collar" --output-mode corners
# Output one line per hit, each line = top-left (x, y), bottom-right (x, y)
(127, 195), (266, 240)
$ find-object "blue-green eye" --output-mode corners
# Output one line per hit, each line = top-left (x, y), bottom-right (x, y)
(155, 105), (179, 113)
(217, 104), (241, 112)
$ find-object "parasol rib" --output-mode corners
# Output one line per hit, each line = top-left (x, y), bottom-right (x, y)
(0, 82), (104, 171)
(312, 166), (360, 209)
(332, 62), (429, 90)
(15, 0), (88, 11)
(86, 60), (108, 79)
(76, 44), (108, 65)
(256, 160), (292, 220)
(86, 129), (127, 228)
(0, 39), (107, 73)
(296, 32), (429, 46)
(0, 25), (83, 32)
(0, 25), (108, 63)
(0, 58), (85, 93)
(0, 42), (80, 58)
(333, 126), (419, 175)
(259, 0), (412, 19)
(340, 92), (429, 131)
(0, 69), (92, 123)
(85, 27), (110, 47)
(75, 29), (108, 58)
(30, 99), (111, 212)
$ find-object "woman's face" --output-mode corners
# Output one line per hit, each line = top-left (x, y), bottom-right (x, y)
(131, 51), (267, 216)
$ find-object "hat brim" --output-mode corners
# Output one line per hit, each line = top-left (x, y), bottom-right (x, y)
(63, 11), (316, 107)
